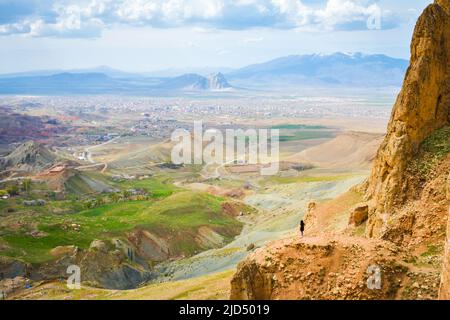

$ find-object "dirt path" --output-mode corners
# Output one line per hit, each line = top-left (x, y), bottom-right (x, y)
(81, 136), (121, 171)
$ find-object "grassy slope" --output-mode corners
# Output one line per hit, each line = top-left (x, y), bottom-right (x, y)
(408, 125), (450, 176)
(115, 176), (179, 198)
(0, 179), (242, 263)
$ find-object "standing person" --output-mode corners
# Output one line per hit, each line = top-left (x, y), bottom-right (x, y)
(300, 220), (305, 237)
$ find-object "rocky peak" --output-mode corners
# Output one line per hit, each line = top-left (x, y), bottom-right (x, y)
(365, 0), (450, 238)
(208, 72), (231, 90)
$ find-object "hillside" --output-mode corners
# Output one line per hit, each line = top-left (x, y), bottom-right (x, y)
(0, 141), (58, 172)
(0, 109), (67, 145)
(230, 0), (450, 300)
(0, 181), (246, 289)
(287, 132), (384, 170)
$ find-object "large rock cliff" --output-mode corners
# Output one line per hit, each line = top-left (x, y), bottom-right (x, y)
(365, 0), (450, 238)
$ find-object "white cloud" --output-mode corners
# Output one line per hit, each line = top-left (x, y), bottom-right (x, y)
(216, 48), (230, 55)
(0, 21), (31, 36)
(28, 4), (104, 38)
(271, 0), (313, 27)
(0, 0), (401, 38)
(243, 36), (264, 43)
(315, 0), (378, 30)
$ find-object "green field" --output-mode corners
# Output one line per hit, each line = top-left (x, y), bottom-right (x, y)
(271, 124), (328, 130)
(278, 130), (336, 142)
(0, 189), (243, 264)
(268, 124), (337, 142)
(114, 176), (180, 198)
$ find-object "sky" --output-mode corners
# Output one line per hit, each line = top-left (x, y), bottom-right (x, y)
(0, 0), (433, 74)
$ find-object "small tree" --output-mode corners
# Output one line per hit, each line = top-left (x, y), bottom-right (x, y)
(122, 190), (131, 200)
(22, 179), (32, 193)
(93, 196), (106, 208)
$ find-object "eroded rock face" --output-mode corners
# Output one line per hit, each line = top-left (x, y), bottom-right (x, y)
(0, 258), (30, 279)
(79, 240), (154, 290)
(127, 230), (171, 262)
(230, 236), (442, 300)
(365, 0), (450, 238)
(363, 1), (450, 296)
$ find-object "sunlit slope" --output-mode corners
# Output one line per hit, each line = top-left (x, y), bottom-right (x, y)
(0, 191), (243, 264)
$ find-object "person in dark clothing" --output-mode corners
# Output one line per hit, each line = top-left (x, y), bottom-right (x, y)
(300, 220), (305, 237)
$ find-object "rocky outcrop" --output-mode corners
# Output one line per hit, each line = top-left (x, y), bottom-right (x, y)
(231, 236), (441, 300)
(127, 230), (171, 262)
(365, 0), (450, 238)
(363, 1), (450, 297)
(8, 239), (154, 290)
(348, 204), (369, 227)
(0, 257), (30, 279)
(79, 240), (154, 290)
(208, 73), (232, 90)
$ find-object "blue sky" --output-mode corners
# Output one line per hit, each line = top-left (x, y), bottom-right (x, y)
(0, 0), (433, 73)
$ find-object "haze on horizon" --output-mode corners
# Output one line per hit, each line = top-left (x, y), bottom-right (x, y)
(0, 0), (433, 74)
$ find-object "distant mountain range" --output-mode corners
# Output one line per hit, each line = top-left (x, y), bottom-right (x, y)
(0, 52), (408, 95)
(227, 52), (409, 88)
(0, 72), (231, 95)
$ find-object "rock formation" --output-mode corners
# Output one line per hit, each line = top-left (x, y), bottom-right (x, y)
(231, 236), (412, 300)
(348, 204), (369, 227)
(365, 0), (450, 238)
(364, 0), (450, 297)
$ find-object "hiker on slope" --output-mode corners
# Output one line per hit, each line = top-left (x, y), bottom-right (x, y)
(300, 220), (305, 237)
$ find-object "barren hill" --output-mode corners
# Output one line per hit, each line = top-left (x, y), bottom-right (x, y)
(0, 141), (58, 172)
(287, 132), (383, 170)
